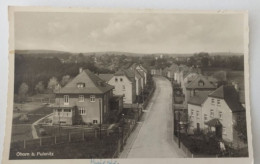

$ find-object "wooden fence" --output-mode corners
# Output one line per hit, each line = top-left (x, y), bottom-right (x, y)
(11, 129), (118, 150)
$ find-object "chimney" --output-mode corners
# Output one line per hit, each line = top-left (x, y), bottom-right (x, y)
(79, 67), (83, 73)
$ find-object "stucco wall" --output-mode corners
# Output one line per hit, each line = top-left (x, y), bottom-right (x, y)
(55, 92), (112, 124)
(108, 75), (135, 104)
(188, 104), (203, 130)
(202, 97), (234, 142)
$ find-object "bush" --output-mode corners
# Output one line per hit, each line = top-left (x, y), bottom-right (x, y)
(19, 114), (29, 122)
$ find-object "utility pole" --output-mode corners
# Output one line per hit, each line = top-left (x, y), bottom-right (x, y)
(122, 114), (125, 144)
(178, 111), (181, 148)
(99, 98), (102, 140)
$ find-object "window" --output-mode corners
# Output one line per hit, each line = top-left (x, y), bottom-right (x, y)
(120, 78), (123, 82)
(210, 109), (214, 118)
(191, 109), (194, 116)
(63, 109), (71, 117)
(122, 85), (125, 91)
(79, 95), (84, 102)
(222, 127), (226, 135)
(64, 95), (69, 105)
(217, 99), (221, 106)
(204, 114), (208, 121)
(196, 111), (199, 118)
(90, 95), (95, 102)
(77, 83), (85, 88)
(219, 112), (223, 120)
(115, 78), (118, 82)
(79, 107), (86, 115)
(211, 98), (215, 105)
(198, 80), (205, 86)
(93, 120), (98, 124)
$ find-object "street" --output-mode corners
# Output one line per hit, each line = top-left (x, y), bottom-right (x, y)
(119, 76), (186, 158)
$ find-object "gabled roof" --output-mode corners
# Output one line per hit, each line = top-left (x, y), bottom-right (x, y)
(188, 91), (211, 106)
(114, 69), (135, 82)
(98, 74), (114, 82)
(186, 75), (217, 89)
(136, 69), (145, 78)
(129, 63), (148, 73)
(205, 118), (222, 127)
(132, 69), (142, 80)
(168, 63), (179, 71)
(56, 69), (114, 94)
(208, 85), (244, 112)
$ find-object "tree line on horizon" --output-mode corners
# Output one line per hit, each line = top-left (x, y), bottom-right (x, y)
(14, 52), (244, 102)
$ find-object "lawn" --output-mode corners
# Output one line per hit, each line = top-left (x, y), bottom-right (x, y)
(11, 124), (33, 142)
(9, 133), (120, 159)
(13, 105), (53, 125)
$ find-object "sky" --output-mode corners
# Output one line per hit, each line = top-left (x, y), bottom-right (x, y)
(14, 11), (245, 54)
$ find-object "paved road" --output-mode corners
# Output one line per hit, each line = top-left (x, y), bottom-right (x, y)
(119, 76), (186, 158)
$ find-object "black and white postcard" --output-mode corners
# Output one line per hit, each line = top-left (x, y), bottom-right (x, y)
(2, 7), (253, 164)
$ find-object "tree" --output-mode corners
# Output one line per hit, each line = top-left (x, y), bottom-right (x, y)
(60, 75), (71, 87)
(35, 81), (45, 94)
(47, 77), (59, 92)
(18, 82), (29, 102)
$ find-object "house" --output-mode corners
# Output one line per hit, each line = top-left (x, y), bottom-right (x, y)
(150, 67), (163, 76)
(101, 69), (136, 104)
(175, 65), (190, 84)
(131, 69), (142, 96)
(52, 69), (115, 125)
(128, 63), (148, 86)
(181, 72), (199, 89)
(188, 91), (213, 131)
(134, 64), (148, 85)
(166, 63), (179, 80)
(184, 75), (217, 105)
(188, 85), (246, 144)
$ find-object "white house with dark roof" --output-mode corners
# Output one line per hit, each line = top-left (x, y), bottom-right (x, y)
(184, 74), (217, 105)
(188, 85), (246, 144)
(101, 69), (136, 104)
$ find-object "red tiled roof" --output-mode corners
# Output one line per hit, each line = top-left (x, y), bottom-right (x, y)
(209, 85), (244, 112)
(56, 69), (114, 94)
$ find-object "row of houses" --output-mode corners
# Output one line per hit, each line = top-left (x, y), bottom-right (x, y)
(52, 63), (148, 126)
(162, 63), (246, 145)
(99, 63), (148, 104)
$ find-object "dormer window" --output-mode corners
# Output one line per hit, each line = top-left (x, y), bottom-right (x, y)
(77, 83), (85, 88)
(198, 80), (205, 86)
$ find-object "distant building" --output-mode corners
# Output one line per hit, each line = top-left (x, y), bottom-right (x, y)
(164, 63), (179, 80)
(184, 75), (217, 105)
(129, 63), (148, 86)
(52, 69), (120, 125)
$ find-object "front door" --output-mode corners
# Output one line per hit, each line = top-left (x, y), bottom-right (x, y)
(215, 125), (222, 139)
(197, 123), (200, 131)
